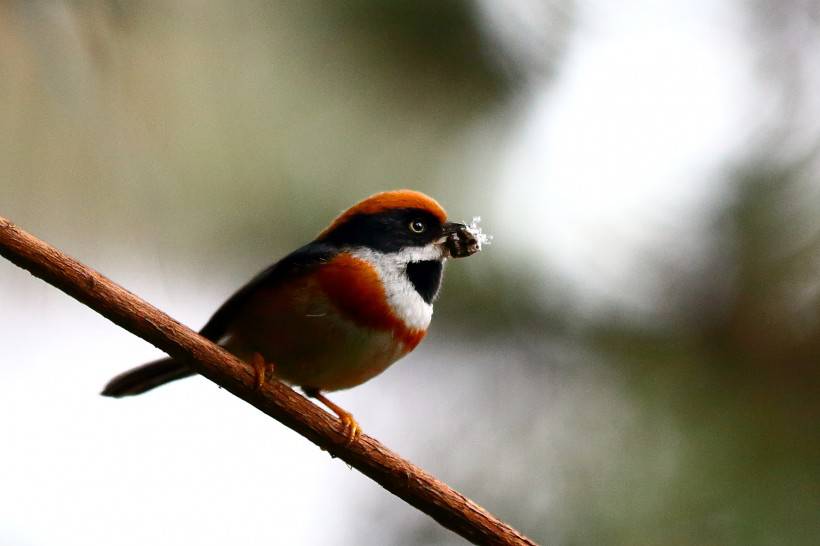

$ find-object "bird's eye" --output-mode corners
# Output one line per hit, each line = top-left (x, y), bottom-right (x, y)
(409, 219), (426, 234)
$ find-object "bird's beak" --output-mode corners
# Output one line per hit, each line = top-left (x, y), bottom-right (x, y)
(439, 221), (481, 258)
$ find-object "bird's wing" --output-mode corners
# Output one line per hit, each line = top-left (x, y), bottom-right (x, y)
(198, 241), (337, 341)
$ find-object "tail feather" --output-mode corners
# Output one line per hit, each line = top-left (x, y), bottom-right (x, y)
(101, 357), (195, 397)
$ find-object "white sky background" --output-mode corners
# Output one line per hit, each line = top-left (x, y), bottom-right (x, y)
(486, 0), (754, 319)
(0, 1), (760, 545)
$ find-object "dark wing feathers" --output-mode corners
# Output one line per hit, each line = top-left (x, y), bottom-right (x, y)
(198, 241), (337, 341)
(102, 242), (337, 398)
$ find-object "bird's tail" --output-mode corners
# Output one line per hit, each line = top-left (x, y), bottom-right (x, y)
(101, 357), (195, 397)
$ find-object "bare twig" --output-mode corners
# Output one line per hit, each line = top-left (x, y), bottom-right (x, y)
(0, 216), (537, 546)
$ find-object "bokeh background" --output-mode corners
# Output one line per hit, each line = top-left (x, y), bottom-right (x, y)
(2, 1), (819, 545)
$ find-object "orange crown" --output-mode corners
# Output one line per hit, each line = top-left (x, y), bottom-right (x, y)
(318, 190), (448, 239)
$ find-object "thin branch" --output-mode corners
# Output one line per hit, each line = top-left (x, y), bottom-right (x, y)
(0, 216), (537, 546)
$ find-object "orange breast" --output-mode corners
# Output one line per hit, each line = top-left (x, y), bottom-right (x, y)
(316, 252), (425, 350)
(220, 253), (425, 390)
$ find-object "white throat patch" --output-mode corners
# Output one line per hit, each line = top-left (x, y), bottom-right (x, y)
(348, 245), (444, 331)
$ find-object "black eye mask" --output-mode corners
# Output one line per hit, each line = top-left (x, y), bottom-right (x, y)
(320, 208), (443, 253)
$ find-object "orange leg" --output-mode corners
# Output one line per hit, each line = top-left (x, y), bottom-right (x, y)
(303, 387), (360, 444)
(251, 352), (275, 389)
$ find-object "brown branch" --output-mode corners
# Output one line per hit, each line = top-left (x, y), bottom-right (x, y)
(0, 216), (537, 546)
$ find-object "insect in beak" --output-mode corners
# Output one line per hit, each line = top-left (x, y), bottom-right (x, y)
(439, 221), (482, 258)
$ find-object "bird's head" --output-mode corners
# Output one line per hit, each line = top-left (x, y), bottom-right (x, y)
(317, 189), (481, 262)
(315, 190), (483, 308)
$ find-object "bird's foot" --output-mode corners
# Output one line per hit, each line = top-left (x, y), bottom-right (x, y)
(251, 352), (275, 389)
(335, 409), (361, 445)
(303, 388), (361, 444)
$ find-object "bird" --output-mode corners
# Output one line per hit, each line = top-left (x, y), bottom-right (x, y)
(102, 190), (483, 441)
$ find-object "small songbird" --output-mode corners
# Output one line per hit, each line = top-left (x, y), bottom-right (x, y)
(102, 190), (483, 440)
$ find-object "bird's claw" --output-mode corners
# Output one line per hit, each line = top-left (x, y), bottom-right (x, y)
(338, 411), (361, 445)
(251, 352), (274, 389)
(304, 388), (362, 444)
